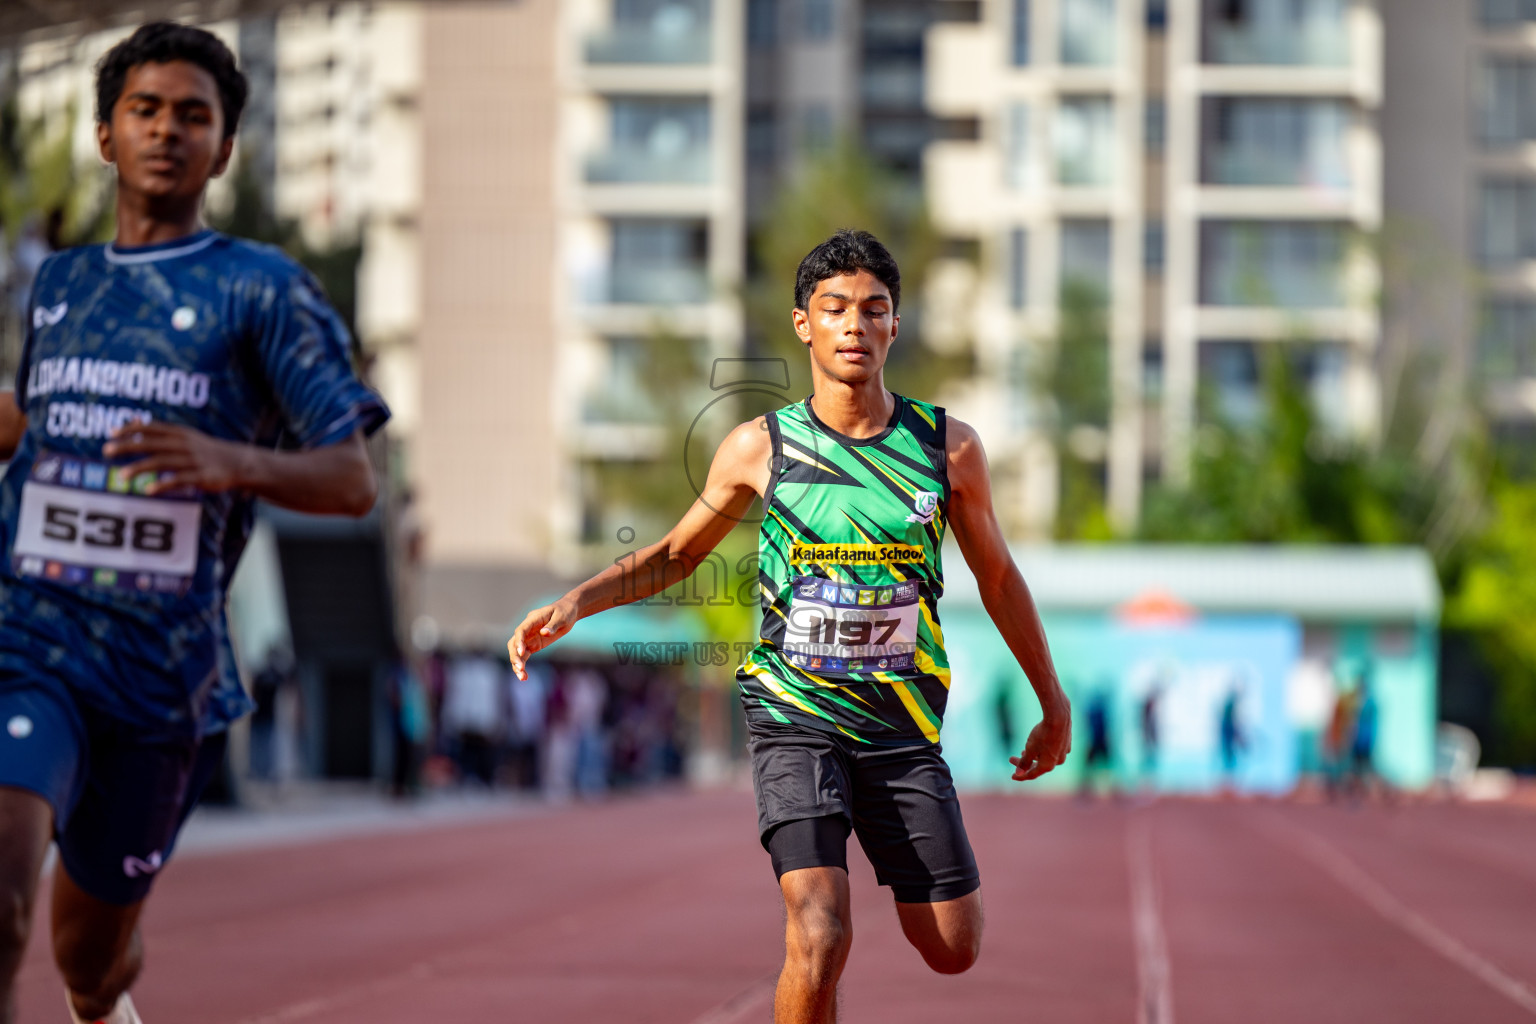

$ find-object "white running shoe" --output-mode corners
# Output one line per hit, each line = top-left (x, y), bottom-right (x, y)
(66, 991), (143, 1024)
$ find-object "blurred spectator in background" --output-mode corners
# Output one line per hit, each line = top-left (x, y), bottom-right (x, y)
(505, 659), (549, 791)
(9, 213), (53, 320)
(249, 646), (296, 782)
(543, 668), (576, 801)
(1139, 677), (1164, 792)
(1079, 687), (1115, 801)
(568, 665), (609, 798)
(1287, 657), (1337, 796)
(1345, 669), (1384, 803)
(441, 649), (504, 787)
(1325, 680), (1357, 800)
(1218, 678), (1248, 792)
(389, 657), (431, 798)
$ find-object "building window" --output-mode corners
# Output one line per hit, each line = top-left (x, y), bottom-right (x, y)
(1143, 341), (1164, 400)
(1012, 0), (1031, 65)
(1009, 228), (1029, 310)
(748, 0), (777, 46)
(1202, 0), (1348, 67)
(608, 218), (709, 305)
(1061, 0), (1115, 66)
(591, 0), (713, 63)
(588, 97), (712, 184)
(1481, 60), (1536, 144)
(1198, 340), (1348, 429)
(1144, 98), (1166, 156)
(1200, 221), (1346, 307)
(1060, 219), (1112, 299)
(1202, 97), (1349, 187)
(801, 103), (833, 150)
(1482, 0), (1536, 26)
(1055, 97), (1115, 186)
(1006, 103), (1032, 189)
(1478, 179), (1536, 265)
(1480, 300), (1536, 377)
(1143, 220), (1165, 274)
(803, 0), (834, 40)
(747, 107), (776, 162)
(1146, 0), (1168, 29)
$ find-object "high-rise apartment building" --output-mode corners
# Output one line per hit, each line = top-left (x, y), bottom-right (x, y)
(743, 0), (957, 218)
(925, 0), (1383, 533)
(404, 0), (745, 625)
(1384, 0), (1536, 459)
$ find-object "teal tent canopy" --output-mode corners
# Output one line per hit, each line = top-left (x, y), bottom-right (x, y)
(514, 596), (706, 659)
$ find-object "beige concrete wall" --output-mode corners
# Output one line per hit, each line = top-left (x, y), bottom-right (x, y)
(1380, 0), (1476, 388)
(416, 1), (560, 567)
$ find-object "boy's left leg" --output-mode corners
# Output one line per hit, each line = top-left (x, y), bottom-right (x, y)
(894, 890), (983, 975)
(52, 725), (228, 1021)
(849, 740), (983, 974)
(51, 876), (145, 1022)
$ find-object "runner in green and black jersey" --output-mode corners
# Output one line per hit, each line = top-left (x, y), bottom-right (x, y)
(510, 229), (1071, 1023)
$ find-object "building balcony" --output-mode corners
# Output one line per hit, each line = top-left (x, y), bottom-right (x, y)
(585, 146), (712, 185)
(1203, 146), (1348, 188)
(1204, 26), (1349, 67)
(601, 265), (711, 305)
(1202, 267), (1342, 308)
(584, 26), (711, 65)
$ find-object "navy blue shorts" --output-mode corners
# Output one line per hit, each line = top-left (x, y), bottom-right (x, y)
(0, 674), (225, 906)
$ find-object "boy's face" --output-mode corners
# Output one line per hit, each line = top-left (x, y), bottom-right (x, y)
(792, 269), (899, 385)
(97, 60), (232, 206)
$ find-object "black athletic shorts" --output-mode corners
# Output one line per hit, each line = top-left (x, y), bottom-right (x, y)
(747, 718), (980, 903)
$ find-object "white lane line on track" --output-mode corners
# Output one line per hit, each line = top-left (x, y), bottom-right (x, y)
(686, 972), (778, 1024)
(1266, 814), (1536, 1017)
(1127, 812), (1174, 1024)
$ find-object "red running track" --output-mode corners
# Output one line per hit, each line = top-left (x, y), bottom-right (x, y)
(14, 789), (1536, 1023)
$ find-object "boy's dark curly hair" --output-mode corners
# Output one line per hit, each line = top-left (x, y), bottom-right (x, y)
(794, 229), (902, 312)
(96, 22), (248, 140)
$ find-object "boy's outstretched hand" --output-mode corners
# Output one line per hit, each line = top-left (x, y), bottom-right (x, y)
(507, 596), (579, 680)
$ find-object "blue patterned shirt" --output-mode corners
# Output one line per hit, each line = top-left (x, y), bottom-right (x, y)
(0, 230), (389, 739)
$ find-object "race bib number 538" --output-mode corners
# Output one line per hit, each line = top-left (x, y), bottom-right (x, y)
(12, 453), (200, 594)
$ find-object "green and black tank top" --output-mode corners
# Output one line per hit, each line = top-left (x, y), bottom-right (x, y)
(736, 394), (952, 746)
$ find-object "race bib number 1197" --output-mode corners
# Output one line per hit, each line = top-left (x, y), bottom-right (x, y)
(11, 452), (200, 595)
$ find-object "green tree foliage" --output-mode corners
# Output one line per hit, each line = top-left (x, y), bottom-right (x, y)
(1037, 280), (1112, 540)
(745, 141), (972, 397)
(1138, 349), (1439, 546)
(1444, 479), (1536, 765)
(0, 89), (114, 250)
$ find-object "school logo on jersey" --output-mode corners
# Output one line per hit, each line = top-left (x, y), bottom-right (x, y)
(32, 302), (67, 329)
(905, 490), (940, 525)
(122, 850), (164, 878)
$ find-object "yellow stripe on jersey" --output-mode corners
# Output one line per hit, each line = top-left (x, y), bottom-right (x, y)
(910, 402), (937, 430)
(745, 658), (834, 723)
(878, 674), (942, 743)
(789, 662), (876, 708)
(917, 602), (951, 688)
(782, 441), (841, 476)
(857, 449), (920, 499)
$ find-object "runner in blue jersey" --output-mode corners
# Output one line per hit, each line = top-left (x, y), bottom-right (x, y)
(0, 24), (388, 1024)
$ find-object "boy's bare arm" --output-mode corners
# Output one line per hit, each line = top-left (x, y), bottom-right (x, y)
(508, 416), (772, 679)
(945, 417), (1072, 780)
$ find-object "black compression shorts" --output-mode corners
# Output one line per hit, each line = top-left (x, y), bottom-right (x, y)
(749, 719), (980, 904)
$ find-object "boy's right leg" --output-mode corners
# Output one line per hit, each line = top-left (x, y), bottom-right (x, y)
(0, 787), (55, 1024)
(777, 864), (852, 1024)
